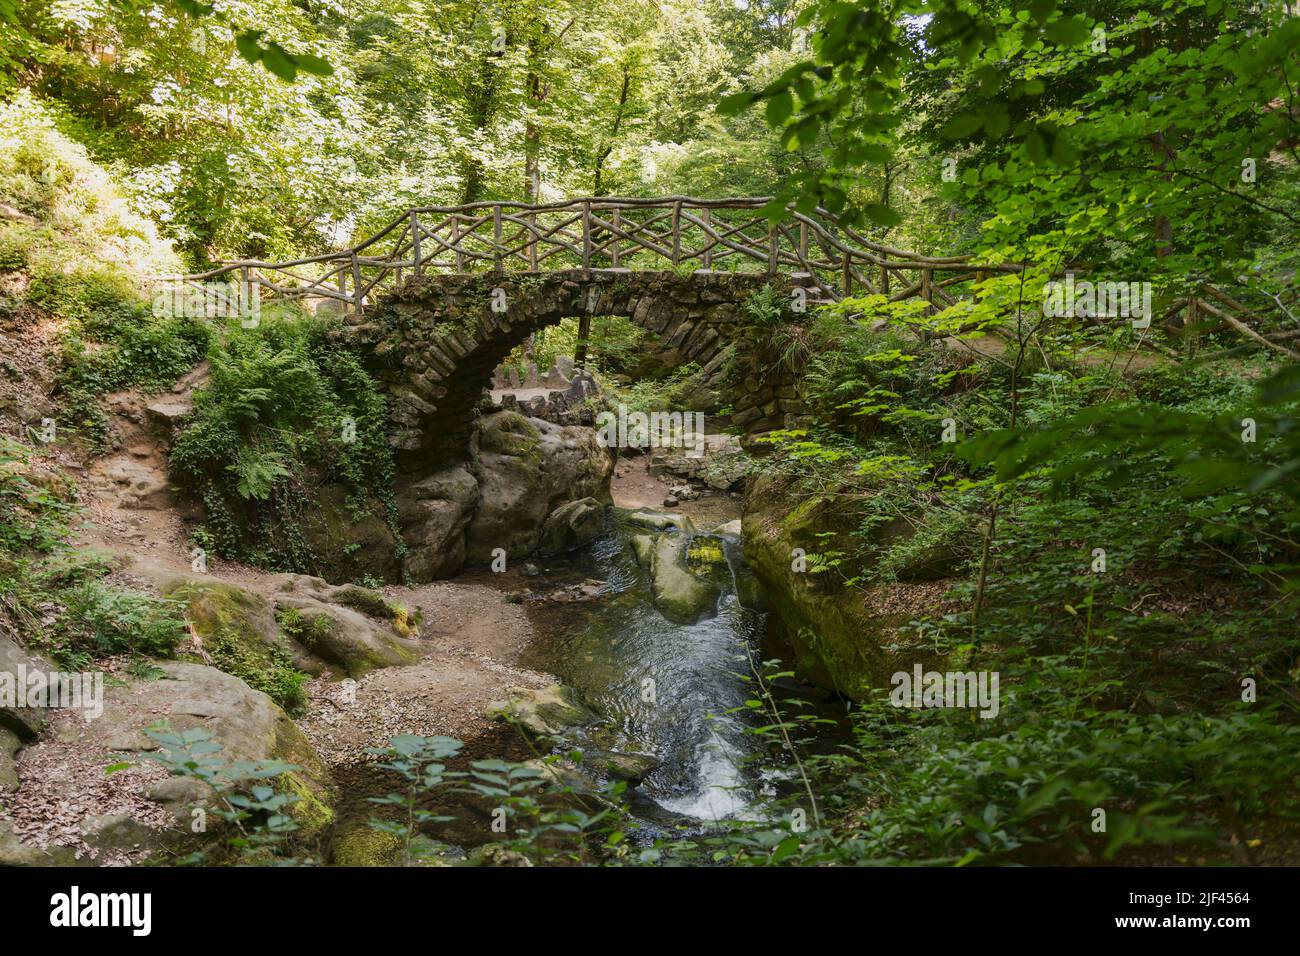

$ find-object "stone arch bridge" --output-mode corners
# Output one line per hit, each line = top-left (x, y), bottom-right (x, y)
(349, 268), (804, 470)
(166, 195), (1269, 469)
(166, 196), (1011, 467)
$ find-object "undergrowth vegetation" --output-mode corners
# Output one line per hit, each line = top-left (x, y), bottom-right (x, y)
(719, 286), (1300, 865)
(169, 312), (401, 577)
(0, 436), (186, 670)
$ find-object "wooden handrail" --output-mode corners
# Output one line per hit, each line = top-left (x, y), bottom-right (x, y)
(150, 196), (1289, 347)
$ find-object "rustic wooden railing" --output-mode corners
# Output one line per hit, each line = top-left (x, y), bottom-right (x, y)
(153, 196), (1296, 358)
(156, 196), (1024, 316)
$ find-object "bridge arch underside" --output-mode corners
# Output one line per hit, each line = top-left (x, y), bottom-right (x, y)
(355, 269), (798, 473)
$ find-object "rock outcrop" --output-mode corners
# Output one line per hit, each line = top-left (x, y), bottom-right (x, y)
(163, 575), (421, 685)
(397, 464), (479, 580)
(740, 473), (966, 701)
(463, 410), (613, 564)
(0, 662), (334, 865)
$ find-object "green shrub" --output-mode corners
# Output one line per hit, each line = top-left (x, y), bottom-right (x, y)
(0, 437), (75, 555)
(44, 580), (186, 668)
(205, 624), (309, 716)
(169, 312), (400, 573)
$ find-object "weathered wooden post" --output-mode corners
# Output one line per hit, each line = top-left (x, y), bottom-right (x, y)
(842, 254), (852, 296)
(451, 216), (465, 273)
(921, 267), (933, 315)
(701, 207), (712, 271)
(767, 223), (778, 275)
(610, 207), (621, 269)
(582, 201), (592, 273)
(352, 251), (363, 317)
(672, 201), (682, 267)
(240, 265), (251, 318)
(493, 204), (503, 273)
(410, 210), (421, 277)
(528, 210), (539, 271)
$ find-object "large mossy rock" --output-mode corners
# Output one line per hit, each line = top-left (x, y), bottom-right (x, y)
(397, 464), (479, 580)
(741, 474), (892, 702)
(624, 509), (695, 534)
(1, 662), (335, 865)
(648, 533), (720, 625)
(131, 662), (334, 848)
(332, 823), (405, 867)
(273, 595), (420, 679)
(539, 497), (604, 556)
(162, 577), (313, 709)
(0, 727), (20, 793)
(464, 411), (613, 563)
(485, 683), (591, 738)
(165, 575), (419, 696)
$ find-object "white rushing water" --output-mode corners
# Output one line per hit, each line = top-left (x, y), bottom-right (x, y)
(535, 527), (772, 825)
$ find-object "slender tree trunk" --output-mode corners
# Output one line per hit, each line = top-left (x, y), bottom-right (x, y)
(459, 55), (500, 204)
(524, 42), (543, 201)
(593, 68), (632, 196)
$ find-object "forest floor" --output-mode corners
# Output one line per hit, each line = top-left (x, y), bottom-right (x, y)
(0, 339), (568, 856)
(72, 386), (557, 766)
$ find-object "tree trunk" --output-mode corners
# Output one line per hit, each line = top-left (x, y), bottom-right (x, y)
(594, 68), (632, 196)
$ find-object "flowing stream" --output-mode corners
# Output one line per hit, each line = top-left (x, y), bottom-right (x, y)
(328, 511), (842, 860)
(522, 517), (786, 829)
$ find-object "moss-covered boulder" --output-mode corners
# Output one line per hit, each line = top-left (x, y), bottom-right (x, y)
(649, 533), (720, 625)
(274, 596), (420, 680)
(741, 474), (892, 702)
(330, 584), (422, 637)
(163, 577), (309, 714)
(629, 533), (656, 568)
(0, 633), (51, 741)
(332, 823), (404, 867)
(0, 822), (84, 866)
(2, 661), (336, 864)
(624, 509), (695, 534)
(582, 749), (661, 784)
(485, 683), (591, 738)
(0, 727), (19, 792)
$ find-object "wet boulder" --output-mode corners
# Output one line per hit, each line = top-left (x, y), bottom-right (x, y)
(539, 497), (604, 556)
(649, 534), (720, 625)
(485, 683), (591, 738)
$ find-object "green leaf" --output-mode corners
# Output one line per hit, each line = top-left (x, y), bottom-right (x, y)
(261, 44), (298, 82)
(234, 31), (263, 65)
(766, 90), (793, 125)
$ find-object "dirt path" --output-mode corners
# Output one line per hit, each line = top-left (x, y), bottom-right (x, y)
(610, 453), (742, 530)
(65, 383), (561, 775)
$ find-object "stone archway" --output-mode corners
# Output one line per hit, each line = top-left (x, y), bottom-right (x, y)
(345, 268), (803, 472)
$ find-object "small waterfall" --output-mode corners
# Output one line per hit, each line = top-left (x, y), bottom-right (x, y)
(527, 521), (772, 827)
